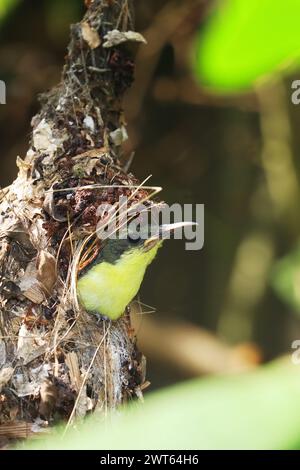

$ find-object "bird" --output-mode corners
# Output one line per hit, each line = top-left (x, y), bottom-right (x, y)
(77, 222), (195, 321)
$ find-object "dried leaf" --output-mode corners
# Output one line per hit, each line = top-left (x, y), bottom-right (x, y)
(31, 417), (49, 434)
(74, 386), (90, 419)
(23, 284), (45, 304)
(36, 250), (57, 295)
(17, 260), (44, 303)
(72, 147), (108, 160)
(73, 159), (98, 176)
(32, 119), (67, 164)
(109, 126), (128, 146)
(32, 120), (57, 164)
(16, 156), (31, 175)
(9, 405), (19, 421)
(103, 29), (147, 48)
(65, 352), (82, 392)
(0, 367), (13, 391)
(0, 340), (6, 368)
(0, 421), (34, 439)
(17, 324), (47, 365)
(13, 363), (51, 397)
(18, 261), (37, 291)
(39, 379), (58, 418)
(18, 260), (45, 303)
(81, 21), (101, 49)
(83, 115), (95, 133)
(5, 221), (36, 252)
(43, 190), (68, 222)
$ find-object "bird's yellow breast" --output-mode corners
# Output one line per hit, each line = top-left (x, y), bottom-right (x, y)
(77, 244), (161, 320)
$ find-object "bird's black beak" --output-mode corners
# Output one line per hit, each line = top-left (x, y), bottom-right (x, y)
(143, 222), (198, 252)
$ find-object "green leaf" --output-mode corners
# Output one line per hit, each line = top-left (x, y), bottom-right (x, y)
(194, 0), (300, 93)
(0, 0), (20, 23)
(20, 360), (300, 450)
(271, 246), (300, 312)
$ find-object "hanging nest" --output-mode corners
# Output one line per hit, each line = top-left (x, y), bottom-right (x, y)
(0, 0), (155, 443)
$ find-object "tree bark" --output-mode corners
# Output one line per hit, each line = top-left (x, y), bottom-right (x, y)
(0, 0), (148, 437)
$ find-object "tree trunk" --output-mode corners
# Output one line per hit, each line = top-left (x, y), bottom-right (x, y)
(0, 0), (148, 438)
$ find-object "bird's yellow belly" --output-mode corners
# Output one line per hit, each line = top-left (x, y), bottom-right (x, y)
(77, 246), (159, 320)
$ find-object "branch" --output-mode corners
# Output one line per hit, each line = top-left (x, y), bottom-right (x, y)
(0, 0), (148, 439)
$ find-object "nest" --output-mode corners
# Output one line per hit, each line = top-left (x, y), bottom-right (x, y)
(0, 0), (153, 445)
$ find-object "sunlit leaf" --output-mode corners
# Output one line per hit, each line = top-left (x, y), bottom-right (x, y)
(194, 0), (300, 93)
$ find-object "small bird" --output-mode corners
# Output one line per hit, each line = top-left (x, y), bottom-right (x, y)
(77, 222), (195, 321)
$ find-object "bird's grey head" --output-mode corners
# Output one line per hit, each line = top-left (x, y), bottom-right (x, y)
(78, 221), (197, 276)
(99, 222), (197, 264)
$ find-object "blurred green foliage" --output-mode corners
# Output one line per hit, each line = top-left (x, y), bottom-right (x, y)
(194, 0), (300, 92)
(271, 246), (300, 313)
(45, 0), (83, 46)
(21, 360), (300, 450)
(0, 0), (19, 22)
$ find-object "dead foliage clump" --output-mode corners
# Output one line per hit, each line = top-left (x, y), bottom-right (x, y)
(0, 0), (153, 445)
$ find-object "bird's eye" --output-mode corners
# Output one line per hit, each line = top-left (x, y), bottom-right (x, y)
(128, 235), (141, 244)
